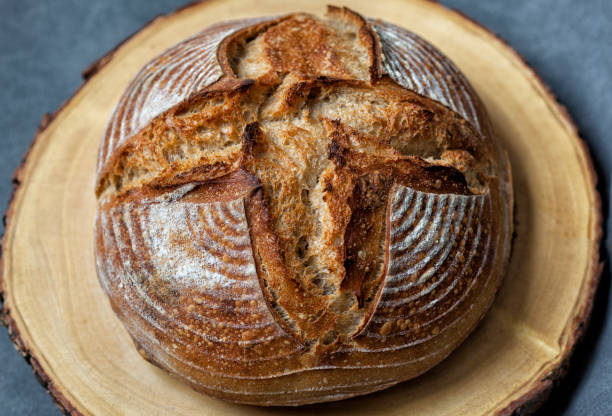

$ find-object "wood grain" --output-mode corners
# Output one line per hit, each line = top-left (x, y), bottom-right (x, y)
(0, 0), (601, 415)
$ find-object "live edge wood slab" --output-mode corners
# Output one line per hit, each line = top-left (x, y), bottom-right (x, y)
(0, 0), (602, 415)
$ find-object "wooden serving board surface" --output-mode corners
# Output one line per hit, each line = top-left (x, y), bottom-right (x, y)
(0, 0), (601, 415)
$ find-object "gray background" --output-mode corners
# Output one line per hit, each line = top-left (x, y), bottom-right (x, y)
(1, 0), (610, 414)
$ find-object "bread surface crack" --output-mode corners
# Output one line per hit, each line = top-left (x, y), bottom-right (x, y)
(97, 10), (491, 348)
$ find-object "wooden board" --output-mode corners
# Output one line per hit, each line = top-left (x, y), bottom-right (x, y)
(0, 0), (602, 414)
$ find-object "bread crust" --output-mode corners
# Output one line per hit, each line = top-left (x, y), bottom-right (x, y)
(94, 6), (513, 405)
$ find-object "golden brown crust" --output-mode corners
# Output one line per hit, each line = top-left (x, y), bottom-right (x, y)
(93, 5), (514, 406)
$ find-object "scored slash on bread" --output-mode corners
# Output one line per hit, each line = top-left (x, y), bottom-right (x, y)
(96, 170), (304, 373)
(94, 6), (512, 405)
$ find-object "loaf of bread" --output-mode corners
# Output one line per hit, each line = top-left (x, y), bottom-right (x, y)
(95, 6), (512, 406)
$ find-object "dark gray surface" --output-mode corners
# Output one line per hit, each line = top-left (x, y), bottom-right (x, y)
(0, 0), (609, 414)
